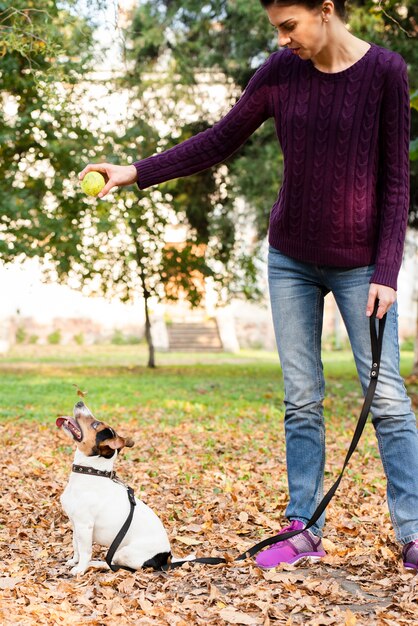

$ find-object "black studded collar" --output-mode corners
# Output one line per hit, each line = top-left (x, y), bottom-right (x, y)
(72, 464), (116, 479)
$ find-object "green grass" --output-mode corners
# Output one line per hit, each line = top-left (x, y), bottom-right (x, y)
(0, 345), (415, 425)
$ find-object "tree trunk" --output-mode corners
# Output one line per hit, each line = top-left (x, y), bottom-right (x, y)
(129, 225), (156, 369)
(144, 292), (156, 368)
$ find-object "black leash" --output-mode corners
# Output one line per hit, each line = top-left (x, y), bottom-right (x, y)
(161, 303), (387, 570)
(104, 304), (386, 572)
(105, 484), (138, 573)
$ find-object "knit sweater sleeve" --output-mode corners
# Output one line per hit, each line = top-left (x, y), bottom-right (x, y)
(134, 57), (274, 189)
(370, 53), (410, 290)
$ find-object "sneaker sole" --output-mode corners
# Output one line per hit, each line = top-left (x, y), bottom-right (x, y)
(404, 563), (418, 571)
(290, 554), (325, 566)
(257, 553), (325, 569)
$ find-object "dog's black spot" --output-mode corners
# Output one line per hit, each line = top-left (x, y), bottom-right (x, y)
(96, 427), (115, 444)
(90, 428), (117, 458)
(143, 551), (172, 570)
(91, 445), (115, 459)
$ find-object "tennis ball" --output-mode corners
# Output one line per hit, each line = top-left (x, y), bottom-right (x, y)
(81, 171), (106, 197)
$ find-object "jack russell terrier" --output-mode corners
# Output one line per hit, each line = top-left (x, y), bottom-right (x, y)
(57, 400), (173, 575)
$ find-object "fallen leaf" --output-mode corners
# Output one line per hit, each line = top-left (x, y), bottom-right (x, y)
(72, 383), (88, 397)
(219, 607), (263, 624)
(0, 577), (21, 590)
(175, 536), (203, 546)
(345, 608), (357, 626)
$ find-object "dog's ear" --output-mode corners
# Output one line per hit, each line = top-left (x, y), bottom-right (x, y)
(105, 435), (134, 451)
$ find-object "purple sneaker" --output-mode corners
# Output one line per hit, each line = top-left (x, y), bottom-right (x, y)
(402, 540), (418, 571)
(255, 520), (326, 569)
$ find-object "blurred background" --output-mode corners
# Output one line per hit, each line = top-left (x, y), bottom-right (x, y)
(0, 0), (417, 368)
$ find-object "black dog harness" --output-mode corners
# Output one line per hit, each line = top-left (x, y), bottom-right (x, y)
(71, 464), (172, 572)
(72, 305), (386, 572)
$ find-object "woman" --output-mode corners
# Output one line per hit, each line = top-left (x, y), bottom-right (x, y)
(80, 0), (418, 570)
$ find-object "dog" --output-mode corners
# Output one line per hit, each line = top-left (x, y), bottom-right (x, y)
(57, 400), (172, 575)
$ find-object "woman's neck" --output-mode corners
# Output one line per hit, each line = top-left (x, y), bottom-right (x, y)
(312, 29), (370, 74)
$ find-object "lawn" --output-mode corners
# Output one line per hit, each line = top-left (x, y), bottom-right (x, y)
(0, 345), (417, 625)
(0, 344), (414, 423)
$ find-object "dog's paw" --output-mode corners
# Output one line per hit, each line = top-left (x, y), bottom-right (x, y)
(88, 560), (109, 570)
(66, 558), (78, 567)
(70, 564), (87, 576)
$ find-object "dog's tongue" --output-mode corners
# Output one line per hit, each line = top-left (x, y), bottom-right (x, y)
(56, 416), (71, 428)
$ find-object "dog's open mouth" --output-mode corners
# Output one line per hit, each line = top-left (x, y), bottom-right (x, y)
(56, 416), (83, 442)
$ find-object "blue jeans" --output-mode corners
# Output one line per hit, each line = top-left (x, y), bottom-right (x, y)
(268, 246), (418, 544)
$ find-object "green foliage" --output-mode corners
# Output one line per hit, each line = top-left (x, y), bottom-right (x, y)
(15, 326), (26, 344)
(73, 332), (84, 345)
(411, 138), (418, 161)
(412, 90), (418, 112)
(47, 329), (61, 344)
(113, 0), (273, 306)
(349, 0), (417, 74)
(111, 330), (142, 345)
(411, 91), (418, 161)
(0, 1), (63, 64)
(401, 335), (415, 351)
(0, 0), (103, 275)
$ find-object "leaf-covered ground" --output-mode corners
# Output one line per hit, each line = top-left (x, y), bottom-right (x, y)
(1, 374), (417, 626)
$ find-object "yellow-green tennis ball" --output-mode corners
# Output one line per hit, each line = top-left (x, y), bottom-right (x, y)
(81, 171), (106, 196)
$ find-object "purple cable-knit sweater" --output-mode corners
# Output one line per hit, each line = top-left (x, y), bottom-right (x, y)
(134, 43), (410, 290)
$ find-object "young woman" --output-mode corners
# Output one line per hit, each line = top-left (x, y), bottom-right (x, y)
(80, 0), (418, 570)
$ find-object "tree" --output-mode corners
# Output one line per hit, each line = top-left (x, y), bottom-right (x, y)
(0, 0), (263, 367)
(68, 159), (217, 367)
(123, 0), (282, 239)
(68, 0), (268, 366)
(0, 1), (102, 276)
(74, 112), (263, 367)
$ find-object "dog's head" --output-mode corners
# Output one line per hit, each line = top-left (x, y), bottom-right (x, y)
(56, 401), (134, 458)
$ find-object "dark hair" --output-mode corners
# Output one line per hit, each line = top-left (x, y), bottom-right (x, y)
(259, 0), (347, 21)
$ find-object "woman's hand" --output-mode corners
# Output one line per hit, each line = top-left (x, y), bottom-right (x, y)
(366, 283), (396, 319)
(79, 163), (138, 198)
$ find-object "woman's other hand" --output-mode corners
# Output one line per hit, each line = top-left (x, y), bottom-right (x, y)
(79, 163), (138, 198)
(366, 283), (397, 319)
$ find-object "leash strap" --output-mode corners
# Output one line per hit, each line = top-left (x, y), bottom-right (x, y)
(162, 304), (386, 570)
(103, 305), (385, 572)
(105, 486), (137, 573)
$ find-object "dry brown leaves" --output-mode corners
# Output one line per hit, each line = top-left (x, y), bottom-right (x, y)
(0, 418), (417, 626)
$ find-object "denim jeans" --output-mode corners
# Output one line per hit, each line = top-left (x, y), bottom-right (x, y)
(268, 246), (418, 544)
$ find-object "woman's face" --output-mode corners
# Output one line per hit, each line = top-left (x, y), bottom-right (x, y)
(265, 3), (328, 59)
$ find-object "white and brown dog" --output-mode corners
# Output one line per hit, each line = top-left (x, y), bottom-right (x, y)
(57, 400), (172, 575)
